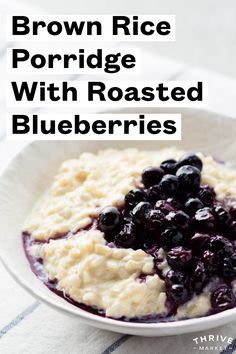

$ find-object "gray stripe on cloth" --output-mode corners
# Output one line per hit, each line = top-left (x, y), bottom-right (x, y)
(219, 339), (236, 354)
(101, 334), (131, 354)
(0, 301), (40, 338)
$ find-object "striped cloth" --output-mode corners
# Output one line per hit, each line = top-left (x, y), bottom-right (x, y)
(1, 1), (236, 354)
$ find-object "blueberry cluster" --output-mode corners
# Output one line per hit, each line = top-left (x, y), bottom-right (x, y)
(97, 153), (236, 314)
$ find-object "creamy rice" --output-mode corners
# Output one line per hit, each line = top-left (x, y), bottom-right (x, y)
(33, 229), (166, 318)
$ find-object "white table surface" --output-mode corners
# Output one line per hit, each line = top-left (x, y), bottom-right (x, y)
(17, 0), (236, 79)
(1, 2), (236, 354)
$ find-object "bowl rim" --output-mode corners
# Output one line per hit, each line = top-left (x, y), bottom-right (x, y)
(1, 140), (236, 333)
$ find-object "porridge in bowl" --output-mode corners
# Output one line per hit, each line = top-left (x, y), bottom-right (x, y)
(23, 148), (236, 322)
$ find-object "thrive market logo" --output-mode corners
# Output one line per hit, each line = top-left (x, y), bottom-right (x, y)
(192, 334), (233, 351)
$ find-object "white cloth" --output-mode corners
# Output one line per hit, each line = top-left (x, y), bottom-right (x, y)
(1, 2), (236, 354)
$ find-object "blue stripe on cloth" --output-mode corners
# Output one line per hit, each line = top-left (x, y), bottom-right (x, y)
(0, 301), (40, 338)
(219, 339), (235, 354)
(101, 334), (131, 354)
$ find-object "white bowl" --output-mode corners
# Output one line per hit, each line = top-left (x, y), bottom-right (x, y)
(1, 109), (236, 336)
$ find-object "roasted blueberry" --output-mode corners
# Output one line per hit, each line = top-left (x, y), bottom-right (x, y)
(155, 199), (176, 215)
(198, 185), (216, 206)
(176, 165), (201, 192)
(141, 167), (164, 188)
(222, 254), (236, 278)
(178, 153), (203, 171)
(184, 198), (204, 216)
(166, 198), (183, 210)
(160, 228), (185, 251)
(165, 269), (186, 287)
(160, 159), (177, 175)
(167, 210), (191, 231)
(211, 285), (236, 312)
(125, 188), (147, 209)
(194, 207), (215, 230)
(159, 174), (179, 197)
(229, 202), (236, 220)
(165, 270), (192, 305)
(209, 235), (234, 256)
(144, 209), (165, 233)
(190, 233), (210, 253)
(132, 202), (152, 225)
(226, 221), (236, 240)
(213, 205), (232, 230)
(114, 223), (136, 248)
(136, 228), (152, 249)
(167, 246), (193, 269)
(202, 250), (220, 273)
(98, 206), (122, 232)
(147, 185), (163, 204)
(192, 262), (208, 294)
(167, 283), (191, 305)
